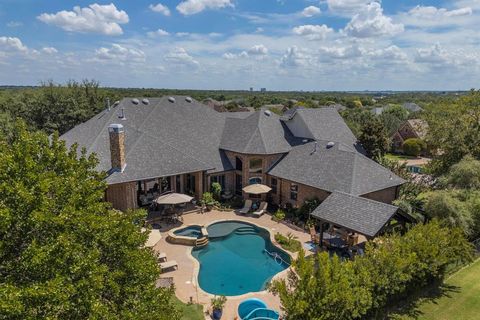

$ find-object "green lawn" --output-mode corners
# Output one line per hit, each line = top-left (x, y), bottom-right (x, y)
(385, 153), (418, 162)
(394, 259), (480, 320)
(172, 296), (204, 320)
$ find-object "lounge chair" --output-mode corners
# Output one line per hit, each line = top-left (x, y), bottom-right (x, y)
(160, 260), (178, 272)
(252, 202), (267, 217)
(157, 252), (167, 262)
(238, 200), (252, 214)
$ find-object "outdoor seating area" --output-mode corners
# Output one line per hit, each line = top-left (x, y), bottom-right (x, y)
(238, 199), (268, 217)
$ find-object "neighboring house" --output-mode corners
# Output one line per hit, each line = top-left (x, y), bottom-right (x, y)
(391, 119), (429, 153)
(61, 96), (406, 237)
(402, 102), (423, 113)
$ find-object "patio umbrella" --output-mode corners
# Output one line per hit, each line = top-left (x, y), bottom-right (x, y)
(155, 193), (193, 205)
(242, 184), (272, 195)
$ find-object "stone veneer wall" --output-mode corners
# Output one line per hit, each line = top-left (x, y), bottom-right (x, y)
(108, 130), (125, 171)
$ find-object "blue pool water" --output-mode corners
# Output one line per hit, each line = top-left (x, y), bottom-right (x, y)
(191, 221), (290, 296)
(174, 225), (203, 238)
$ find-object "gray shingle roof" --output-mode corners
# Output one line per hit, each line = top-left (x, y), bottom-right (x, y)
(220, 110), (293, 154)
(402, 102), (423, 113)
(61, 96), (230, 184)
(285, 108), (358, 148)
(311, 191), (399, 237)
(268, 140), (405, 196)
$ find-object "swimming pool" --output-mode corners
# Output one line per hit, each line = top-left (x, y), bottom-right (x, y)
(191, 221), (290, 296)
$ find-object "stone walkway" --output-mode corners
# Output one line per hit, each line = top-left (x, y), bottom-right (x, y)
(152, 209), (312, 319)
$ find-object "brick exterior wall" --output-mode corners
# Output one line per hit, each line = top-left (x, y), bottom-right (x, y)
(361, 186), (399, 204)
(223, 150), (284, 198)
(106, 181), (137, 212)
(268, 177), (331, 208)
(108, 129), (125, 171)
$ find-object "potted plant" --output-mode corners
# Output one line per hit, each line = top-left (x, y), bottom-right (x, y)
(201, 192), (216, 211)
(211, 295), (227, 319)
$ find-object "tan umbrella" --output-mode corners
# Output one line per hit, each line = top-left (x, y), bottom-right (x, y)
(155, 193), (193, 205)
(242, 184), (272, 195)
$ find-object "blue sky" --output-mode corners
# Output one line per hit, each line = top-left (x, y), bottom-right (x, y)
(0, 0), (479, 90)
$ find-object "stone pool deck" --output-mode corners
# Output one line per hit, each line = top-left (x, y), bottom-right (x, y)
(152, 209), (312, 319)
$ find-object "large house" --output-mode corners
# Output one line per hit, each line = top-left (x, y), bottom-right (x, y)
(391, 119), (429, 153)
(61, 96), (406, 237)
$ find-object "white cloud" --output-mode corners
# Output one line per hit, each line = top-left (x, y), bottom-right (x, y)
(149, 3), (171, 16)
(0, 36), (28, 52)
(147, 29), (170, 37)
(369, 45), (408, 62)
(94, 44), (145, 63)
(280, 46), (311, 68)
(248, 44), (268, 55)
(6, 21), (23, 28)
(414, 43), (479, 68)
(176, 32), (190, 37)
(42, 47), (58, 54)
(326, 0), (373, 16)
(409, 6), (473, 19)
(164, 47), (199, 67)
(255, 27), (264, 33)
(302, 6), (321, 17)
(318, 44), (362, 59)
(292, 24), (333, 40)
(37, 3), (129, 36)
(176, 0), (233, 16)
(344, 2), (403, 38)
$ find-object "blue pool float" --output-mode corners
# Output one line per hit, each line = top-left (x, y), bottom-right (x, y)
(238, 298), (280, 320)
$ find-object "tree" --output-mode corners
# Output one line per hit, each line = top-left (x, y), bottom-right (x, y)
(402, 138), (426, 157)
(359, 118), (389, 159)
(443, 155), (480, 189)
(211, 182), (222, 201)
(269, 251), (373, 320)
(379, 105), (408, 135)
(424, 190), (474, 237)
(426, 90), (480, 175)
(0, 122), (179, 320)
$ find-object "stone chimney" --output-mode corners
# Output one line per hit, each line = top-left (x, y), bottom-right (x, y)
(108, 124), (126, 172)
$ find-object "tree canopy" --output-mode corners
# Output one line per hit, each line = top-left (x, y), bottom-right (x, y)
(358, 117), (389, 159)
(0, 122), (179, 320)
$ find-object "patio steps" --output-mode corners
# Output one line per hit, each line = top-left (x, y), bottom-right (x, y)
(195, 236), (209, 247)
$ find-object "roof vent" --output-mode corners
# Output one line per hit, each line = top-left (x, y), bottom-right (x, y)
(311, 141), (318, 155)
(106, 98), (111, 111)
(168, 97), (175, 103)
(113, 100), (120, 107)
(185, 97), (192, 103)
(131, 98), (139, 105)
(264, 110), (272, 117)
(118, 107), (127, 120)
(326, 141), (335, 149)
(302, 139), (308, 143)
(142, 98), (149, 105)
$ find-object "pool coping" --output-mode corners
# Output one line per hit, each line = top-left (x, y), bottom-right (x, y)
(185, 218), (296, 299)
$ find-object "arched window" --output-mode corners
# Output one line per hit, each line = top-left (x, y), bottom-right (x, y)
(249, 158), (263, 173)
(248, 177), (262, 185)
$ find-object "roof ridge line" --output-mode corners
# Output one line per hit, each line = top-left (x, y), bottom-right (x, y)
(332, 190), (399, 209)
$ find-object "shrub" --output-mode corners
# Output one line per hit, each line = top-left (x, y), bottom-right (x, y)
(272, 209), (286, 222)
(211, 182), (222, 201)
(270, 220), (474, 320)
(201, 192), (217, 207)
(403, 138), (426, 157)
(274, 232), (302, 252)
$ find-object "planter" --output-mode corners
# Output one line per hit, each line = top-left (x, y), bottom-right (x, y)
(212, 308), (223, 320)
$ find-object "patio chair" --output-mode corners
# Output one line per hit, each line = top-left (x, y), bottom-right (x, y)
(252, 201), (267, 217)
(238, 199), (252, 214)
(157, 252), (167, 262)
(160, 260), (178, 272)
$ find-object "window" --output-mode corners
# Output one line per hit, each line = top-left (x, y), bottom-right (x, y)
(271, 178), (277, 194)
(175, 175), (181, 192)
(249, 158), (263, 173)
(160, 177), (171, 193)
(248, 177), (262, 185)
(235, 174), (242, 195)
(290, 184), (298, 201)
(186, 174), (196, 194)
(235, 157), (243, 171)
(210, 175), (226, 190)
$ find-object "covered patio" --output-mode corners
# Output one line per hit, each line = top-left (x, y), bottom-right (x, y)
(309, 191), (409, 258)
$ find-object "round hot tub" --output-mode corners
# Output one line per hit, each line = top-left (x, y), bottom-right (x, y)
(167, 225), (208, 246)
